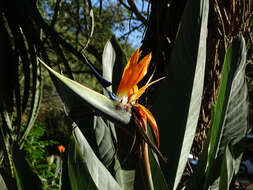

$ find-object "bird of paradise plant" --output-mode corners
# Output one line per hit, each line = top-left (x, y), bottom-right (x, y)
(38, 48), (166, 188)
(1, 0), (249, 189)
(38, 48), (165, 161)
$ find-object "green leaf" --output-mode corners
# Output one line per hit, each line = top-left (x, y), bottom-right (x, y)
(114, 161), (135, 189)
(151, 0), (209, 189)
(101, 37), (119, 143)
(203, 36), (248, 189)
(6, 21), (30, 113)
(216, 36), (248, 160)
(38, 58), (131, 126)
(218, 144), (234, 190)
(51, 67), (100, 156)
(147, 128), (169, 190)
(93, 116), (115, 168)
(101, 37), (128, 171)
(68, 126), (122, 190)
(19, 58), (42, 148)
(0, 174), (8, 190)
(68, 136), (98, 190)
(187, 36), (248, 190)
(185, 105), (214, 189)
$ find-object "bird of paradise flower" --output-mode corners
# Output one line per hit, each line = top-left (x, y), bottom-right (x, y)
(116, 49), (166, 162)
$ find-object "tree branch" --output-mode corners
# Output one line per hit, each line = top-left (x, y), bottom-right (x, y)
(127, 0), (148, 26)
(50, 0), (61, 28)
(119, 24), (144, 40)
(118, 0), (148, 26)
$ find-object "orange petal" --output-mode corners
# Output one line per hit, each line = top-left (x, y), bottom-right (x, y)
(129, 77), (165, 102)
(117, 50), (151, 98)
(134, 53), (151, 83)
(137, 103), (147, 121)
(128, 85), (139, 99)
(128, 48), (140, 67)
(121, 49), (140, 77)
(117, 49), (139, 97)
(136, 104), (160, 147)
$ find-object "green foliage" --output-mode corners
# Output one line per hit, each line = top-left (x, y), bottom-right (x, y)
(22, 124), (60, 190)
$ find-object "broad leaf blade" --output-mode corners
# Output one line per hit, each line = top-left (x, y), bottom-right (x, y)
(185, 105), (215, 189)
(39, 58), (131, 126)
(68, 136), (98, 190)
(187, 36), (248, 190)
(151, 0), (209, 189)
(217, 36), (248, 159)
(0, 174), (8, 190)
(101, 37), (129, 171)
(93, 116), (115, 168)
(204, 36), (248, 189)
(100, 39), (118, 164)
(69, 126), (122, 190)
(114, 160), (135, 190)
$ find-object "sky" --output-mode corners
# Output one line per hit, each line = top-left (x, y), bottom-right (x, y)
(118, 0), (149, 48)
(94, 0), (149, 49)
